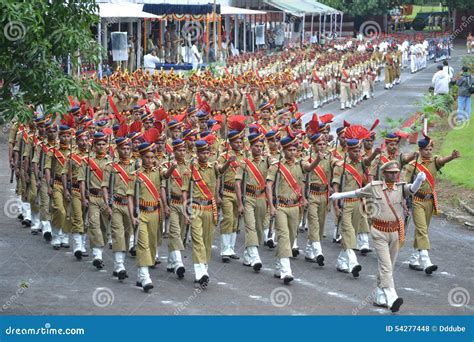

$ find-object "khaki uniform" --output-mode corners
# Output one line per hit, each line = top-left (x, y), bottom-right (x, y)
(127, 166), (162, 267)
(357, 180), (413, 308)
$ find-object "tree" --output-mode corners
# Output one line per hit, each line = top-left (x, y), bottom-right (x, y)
(0, 0), (102, 123)
(318, 0), (396, 16)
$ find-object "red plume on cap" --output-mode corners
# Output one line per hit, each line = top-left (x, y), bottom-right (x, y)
(343, 120), (351, 128)
(285, 125), (295, 139)
(153, 108), (168, 122)
(214, 113), (223, 124)
(306, 113), (320, 136)
(117, 121), (129, 138)
(369, 119), (380, 132)
(345, 125), (371, 140)
(228, 115), (247, 131)
(199, 102), (211, 114)
(153, 121), (164, 134)
(129, 121), (142, 133)
(172, 114), (186, 123)
(295, 112), (303, 120)
(203, 134), (216, 146)
(395, 130), (409, 139)
(103, 127), (113, 136)
(143, 127), (161, 143)
(319, 113), (334, 124)
(138, 99), (148, 107)
(288, 103), (298, 114)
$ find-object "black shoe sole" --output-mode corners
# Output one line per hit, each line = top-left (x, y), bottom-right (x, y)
(222, 257), (230, 263)
(22, 220), (31, 227)
(43, 232), (52, 242)
(229, 255), (240, 260)
(129, 248), (136, 257)
(253, 263), (262, 272)
(409, 264), (424, 271)
(118, 270), (128, 281)
(61, 244), (70, 248)
(292, 249), (299, 258)
(283, 276), (293, 285)
(305, 257), (317, 263)
(266, 240), (275, 248)
(166, 268), (174, 273)
(74, 250), (82, 260)
(390, 298), (404, 312)
(17, 214), (24, 221)
(425, 265), (438, 275)
(198, 275), (209, 287)
(143, 283), (154, 292)
(53, 245), (60, 250)
(351, 265), (362, 278)
(176, 266), (185, 279)
(92, 259), (104, 269)
(316, 255), (325, 267)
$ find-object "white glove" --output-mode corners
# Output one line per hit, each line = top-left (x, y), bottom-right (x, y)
(329, 190), (358, 201)
(410, 171), (426, 193)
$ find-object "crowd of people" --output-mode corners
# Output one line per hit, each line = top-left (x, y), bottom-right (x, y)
(7, 33), (462, 314)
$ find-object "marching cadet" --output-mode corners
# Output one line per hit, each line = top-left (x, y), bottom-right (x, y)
(182, 139), (220, 287)
(404, 133), (460, 275)
(340, 66), (352, 110)
(312, 68), (325, 109)
(303, 133), (331, 266)
(37, 121), (57, 241)
(64, 129), (89, 260)
(44, 125), (72, 249)
(332, 126), (380, 277)
(236, 132), (268, 272)
(266, 134), (319, 284)
(15, 121), (34, 227)
(79, 132), (111, 269)
(217, 130), (245, 262)
(102, 137), (135, 281)
(262, 130), (280, 248)
(162, 139), (188, 279)
(330, 161), (427, 312)
(167, 119), (182, 141)
(127, 142), (165, 292)
(27, 116), (46, 234)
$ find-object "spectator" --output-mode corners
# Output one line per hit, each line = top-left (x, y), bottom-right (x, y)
(456, 66), (472, 122)
(432, 65), (449, 95)
(143, 49), (160, 75)
(443, 60), (454, 82)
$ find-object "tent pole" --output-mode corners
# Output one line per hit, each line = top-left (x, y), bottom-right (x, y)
(98, 19), (102, 79)
(310, 14), (313, 38)
(144, 18), (147, 56)
(234, 15), (238, 51)
(301, 14), (305, 45)
(243, 15), (246, 52)
(340, 13), (343, 38)
(137, 18), (142, 69)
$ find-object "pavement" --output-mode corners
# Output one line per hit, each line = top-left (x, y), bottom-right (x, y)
(0, 43), (472, 316)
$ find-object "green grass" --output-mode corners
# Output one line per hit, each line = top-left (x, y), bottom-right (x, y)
(439, 108), (474, 190)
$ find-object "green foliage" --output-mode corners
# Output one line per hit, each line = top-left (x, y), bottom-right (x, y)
(318, 0), (395, 16)
(0, 0), (101, 123)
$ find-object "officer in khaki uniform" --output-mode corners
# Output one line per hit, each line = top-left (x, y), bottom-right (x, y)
(79, 132), (110, 269)
(44, 125), (72, 249)
(404, 133), (460, 275)
(303, 133), (331, 266)
(37, 121), (57, 241)
(331, 161), (426, 312)
(235, 132), (268, 272)
(266, 134), (318, 284)
(19, 122), (36, 228)
(217, 130), (245, 262)
(63, 129), (89, 260)
(332, 130), (380, 277)
(161, 138), (188, 279)
(102, 137), (134, 281)
(127, 142), (166, 292)
(182, 139), (220, 287)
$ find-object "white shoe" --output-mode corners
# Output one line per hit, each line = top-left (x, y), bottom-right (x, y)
(220, 233), (233, 257)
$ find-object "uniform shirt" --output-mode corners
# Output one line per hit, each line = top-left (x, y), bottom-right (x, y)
(217, 150), (244, 185)
(44, 145), (70, 179)
(102, 159), (135, 197)
(266, 158), (305, 201)
(235, 155), (268, 189)
(161, 160), (189, 197)
(78, 153), (110, 190)
(303, 154), (331, 187)
(369, 152), (404, 180)
(404, 157), (441, 194)
(62, 148), (88, 183)
(181, 161), (218, 201)
(358, 181), (414, 222)
(332, 157), (367, 191)
(126, 166), (162, 203)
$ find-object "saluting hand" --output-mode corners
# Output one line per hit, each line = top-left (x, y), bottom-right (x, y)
(451, 150), (460, 159)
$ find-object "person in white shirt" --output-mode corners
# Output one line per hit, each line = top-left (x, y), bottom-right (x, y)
(442, 60), (454, 82)
(432, 65), (449, 95)
(143, 49), (160, 74)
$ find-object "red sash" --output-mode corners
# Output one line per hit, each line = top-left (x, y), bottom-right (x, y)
(332, 149), (343, 160)
(223, 153), (239, 172)
(191, 165), (218, 223)
(342, 69), (349, 80)
(22, 131), (29, 143)
(113, 163), (130, 186)
(165, 143), (173, 154)
(86, 158), (104, 182)
(313, 165), (328, 185)
(137, 171), (159, 202)
(165, 162), (183, 188)
(312, 71), (326, 90)
(278, 163), (302, 198)
(246, 93), (256, 113)
(415, 163), (438, 213)
(54, 149), (67, 167)
(256, 123), (268, 136)
(41, 143), (50, 154)
(380, 155), (390, 164)
(244, 158), (265, 188)
(70, 153), (83, 166)
(343, 163), (363, 187)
